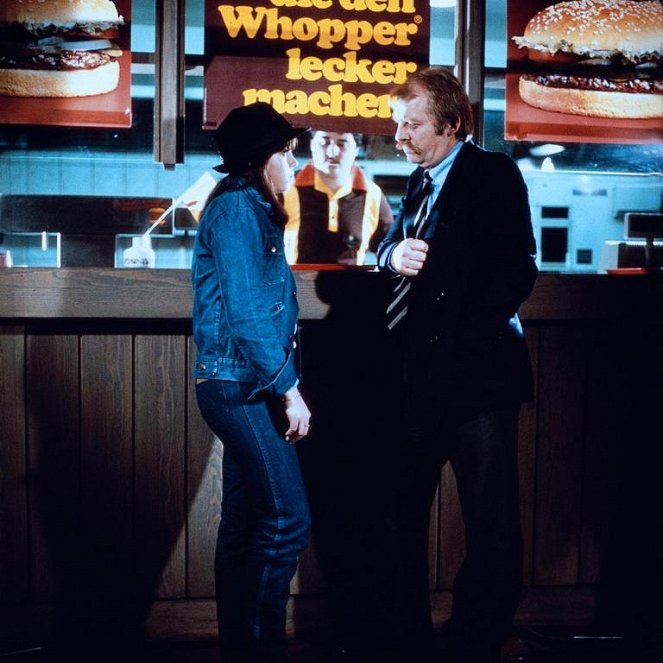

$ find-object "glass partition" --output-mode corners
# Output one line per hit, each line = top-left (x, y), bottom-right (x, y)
(0, 0), (660, 271)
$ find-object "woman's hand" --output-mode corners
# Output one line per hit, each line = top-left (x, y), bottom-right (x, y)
(283, 387), (311, 443)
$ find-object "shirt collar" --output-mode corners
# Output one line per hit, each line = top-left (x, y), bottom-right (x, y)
(427, 140), (463, 183)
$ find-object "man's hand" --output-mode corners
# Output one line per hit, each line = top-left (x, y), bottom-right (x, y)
(390, 238), (429, 276)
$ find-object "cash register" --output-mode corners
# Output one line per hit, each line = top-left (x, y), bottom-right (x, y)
(599, 212), (663, 274)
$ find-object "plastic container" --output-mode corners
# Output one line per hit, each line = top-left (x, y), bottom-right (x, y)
(0, 251), (13, 268)
(122, 236), (155, 268)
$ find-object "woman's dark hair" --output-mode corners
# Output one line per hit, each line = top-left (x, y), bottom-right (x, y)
(391, 66), (474, 140)
(204, 139), (297, 226)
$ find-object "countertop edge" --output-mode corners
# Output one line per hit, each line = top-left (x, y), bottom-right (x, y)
(1, 268), (661, 322)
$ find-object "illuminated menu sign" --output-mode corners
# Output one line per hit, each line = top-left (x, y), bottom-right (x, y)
(505, 0), (663, 144)
(0, 0), (131, 128)
(204, 0), (430, 134)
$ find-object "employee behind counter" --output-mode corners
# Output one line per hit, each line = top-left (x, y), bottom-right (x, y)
(282, 130), (393, 266)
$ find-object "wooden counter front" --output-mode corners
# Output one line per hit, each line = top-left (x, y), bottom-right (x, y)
(1, 268), (661, 647)
(1, 267), (662, 321)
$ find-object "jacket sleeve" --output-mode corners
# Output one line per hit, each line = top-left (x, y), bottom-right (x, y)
(460, 153), (538, 339)
(377, 171), (420, 273)
(205, 192), (298, 397)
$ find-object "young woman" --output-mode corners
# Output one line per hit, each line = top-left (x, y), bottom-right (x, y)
(192, 102), (312, 663)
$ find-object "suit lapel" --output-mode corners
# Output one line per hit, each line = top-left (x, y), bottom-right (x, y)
(420, 142), (476, 240)
(401, 167), (427, 238)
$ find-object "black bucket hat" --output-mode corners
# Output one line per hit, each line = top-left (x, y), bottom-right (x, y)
(213, 102), (309, 173)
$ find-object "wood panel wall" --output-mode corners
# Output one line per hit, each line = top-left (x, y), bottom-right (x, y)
(1, 271), (661, 649)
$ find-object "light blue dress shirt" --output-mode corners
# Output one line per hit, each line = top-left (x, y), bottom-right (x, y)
(425, 139), (464, 214)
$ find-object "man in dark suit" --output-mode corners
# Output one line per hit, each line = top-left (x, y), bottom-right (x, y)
(377, 67), (538, 663)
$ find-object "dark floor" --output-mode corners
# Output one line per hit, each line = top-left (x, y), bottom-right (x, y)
(2, 628), (661, 663)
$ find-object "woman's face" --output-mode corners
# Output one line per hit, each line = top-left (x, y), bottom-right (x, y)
(265, 145), (298, 194)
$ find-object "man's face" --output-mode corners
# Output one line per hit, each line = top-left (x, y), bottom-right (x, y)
(392, 86), (458, 169)
(310, 131), (359, 177)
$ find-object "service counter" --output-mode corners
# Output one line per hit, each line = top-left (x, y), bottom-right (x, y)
(1, 267), (662, 321)
(1, 268), (661, 647)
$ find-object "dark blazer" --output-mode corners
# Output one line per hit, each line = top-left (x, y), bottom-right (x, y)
(377, 141), (538, 422)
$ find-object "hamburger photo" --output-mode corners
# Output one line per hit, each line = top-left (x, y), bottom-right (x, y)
(512, 0), (663, 119)
(0, 0), (125, 98)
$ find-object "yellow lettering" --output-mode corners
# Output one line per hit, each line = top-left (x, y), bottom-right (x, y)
(285, 48), (303, 80)
(309, 89), (332, 115)
(388, 0), (416, 12)
(270, 0), (333, 9)
(218, 5), (418, 51)
(291, 17), (321, 43)
(339, 0), (366, 9)
(392, 20), (419, 45)
(218, 5), (267, 39)
(344, 20), (374, 51)
(322, 56), (347, 82)
(316, 18), (349, 50)
(243, 87), (287, 107)
(338, 0), (416, 12)
(330, 83), (357, 117)
(342, 20), (416, 50)
(285, 48), (417, 85)
(335, 51), (372, 83)
(284, 89), (309, 115)
(300, 54), (324, 80)
(392, 59), (418, 83)
(372, 20), (395, 44)
(242, 84), (393, 119)
(263, 8), (294, 41)
(356, 91), (379, 117)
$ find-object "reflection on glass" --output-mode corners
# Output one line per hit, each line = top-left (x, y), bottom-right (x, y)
(0, 232), (61, 268)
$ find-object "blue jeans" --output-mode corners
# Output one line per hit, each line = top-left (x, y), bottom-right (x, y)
(195, 380), (311, 663)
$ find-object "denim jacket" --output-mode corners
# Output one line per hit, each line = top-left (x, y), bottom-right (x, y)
(191, 175), (300, 398)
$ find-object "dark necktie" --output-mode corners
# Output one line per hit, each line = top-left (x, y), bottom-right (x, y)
(386, 172), (433, 332)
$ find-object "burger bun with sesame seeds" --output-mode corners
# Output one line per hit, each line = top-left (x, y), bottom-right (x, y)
(0, 0), (124, 98)
(512, 0), (663, 119)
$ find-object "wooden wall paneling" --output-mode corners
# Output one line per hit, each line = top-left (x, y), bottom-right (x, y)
(519, 326), (539, 587)
(26, 333), (80, 603)
(290, 539), (325, 597)
(428, 483), (440, 589)
(2, 271), (660, 645)
(533, 325), (589, 586)
(625, 319), (663, 640)
(584, 320), (663, 636)
(0, 326), (28, 603)
(145, 598), (218, 643)
(79, 335), (134, 614)
(186, 336), (222, 598)
(286, 322), (327, 597)
(438, 465), (464, 590)
(435, 326), (539, 595)
(133, 334), (187, 600)
(578, 325), (623, 586)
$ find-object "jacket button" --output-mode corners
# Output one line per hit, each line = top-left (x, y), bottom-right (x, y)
(198, 363), (206, 370)
(270, 246), (277, 253)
